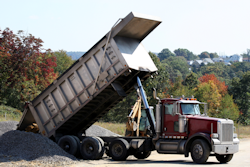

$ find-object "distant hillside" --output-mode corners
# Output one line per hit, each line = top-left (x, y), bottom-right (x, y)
(66, 51), (85, 60)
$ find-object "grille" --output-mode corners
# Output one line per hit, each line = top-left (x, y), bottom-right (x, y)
(221, 123), (233, 142)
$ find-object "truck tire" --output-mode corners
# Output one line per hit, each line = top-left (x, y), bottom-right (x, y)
(80, 137), (102, 160)
(93, 137), (105, 159)
(216, 154), (233, 163)
(72, 136), (81, 158)
(58, 135), (77, 155)
(109, 138), (129, 161)
(134, 151), (151, 159)
(190, 139), (210, 163)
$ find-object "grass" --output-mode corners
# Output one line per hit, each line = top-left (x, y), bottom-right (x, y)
(236, 125), (250, 138)
(94, 122), (126, 136)
(0, 105), (22, 122)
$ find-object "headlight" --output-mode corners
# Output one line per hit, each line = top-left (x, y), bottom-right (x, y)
(211, 133), (219, 139)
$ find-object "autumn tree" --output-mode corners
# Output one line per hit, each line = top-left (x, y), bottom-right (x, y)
(195, 74), (239, 121)
(199, 74), (228, 96)
(0, 28), (57, 109)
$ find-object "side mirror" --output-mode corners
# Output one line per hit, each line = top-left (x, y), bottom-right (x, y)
(173, 102), (177, 115)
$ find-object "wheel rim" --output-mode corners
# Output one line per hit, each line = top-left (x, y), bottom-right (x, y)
(193, 144), (203, 159)
(112, 143), (123, 157)
(85, 143), (94, 155)
(64, 142), (70, 152)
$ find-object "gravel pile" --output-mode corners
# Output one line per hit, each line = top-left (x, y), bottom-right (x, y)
(0, 130), (77, 165)
(0, 121), (120, 166)
(86, 125), (121, 137)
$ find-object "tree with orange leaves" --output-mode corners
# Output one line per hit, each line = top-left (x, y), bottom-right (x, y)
(198, 74), (228, 96)
(195, 74), (239, 121)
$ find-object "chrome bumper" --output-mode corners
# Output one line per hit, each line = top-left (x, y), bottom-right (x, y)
(212, 138), (239, 154)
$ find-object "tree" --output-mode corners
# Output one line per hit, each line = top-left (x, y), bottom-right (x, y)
(0, 28), (57, 109)
(198, 51), (210, 59)
(162, 56), (190, 80)
(174, 48), (197, 60)
(229, 72), (250, 124)
(199, 74), (228, 96)
(209, 52), (219, 59)
(183, 72), (199, 89)
(195, 74), (239, 121)
(53, 50), (75, 75)
(158, 48), (175, 61)
(194, 81), (222, 117)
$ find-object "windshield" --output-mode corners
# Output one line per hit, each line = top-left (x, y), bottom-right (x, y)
(181, 104), (201, 115)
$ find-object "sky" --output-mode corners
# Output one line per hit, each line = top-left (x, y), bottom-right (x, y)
(1, 0), (250, 56)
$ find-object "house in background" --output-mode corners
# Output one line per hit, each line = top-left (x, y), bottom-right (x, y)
(193, 60), (203, 68)
(203, 58), (214, 64)
(213, 57), (223, 62)
(224, 54), (243, 63)
(243, 58), (250, 62)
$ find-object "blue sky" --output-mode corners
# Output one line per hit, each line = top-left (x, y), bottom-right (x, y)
(1, 0), (250, 56)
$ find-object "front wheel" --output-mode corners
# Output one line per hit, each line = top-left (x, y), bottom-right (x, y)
(216, 154), (233, 163)
(109, 138), (129, 161)
(190, 139), (210, 164)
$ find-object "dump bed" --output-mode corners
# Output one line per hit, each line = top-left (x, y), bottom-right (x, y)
(17, 12), (161, 138)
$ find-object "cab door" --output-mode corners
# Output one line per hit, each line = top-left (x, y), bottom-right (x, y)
(163, 103), (180, 138)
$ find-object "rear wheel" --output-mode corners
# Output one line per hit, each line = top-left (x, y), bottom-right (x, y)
(190, 139), (210, 164)
(216, 154), (233, 163)
(80, 137), (102, 160)
(72, 136), (81, 157)
(93, 137), (105, 159)
(134, 151), (151, 159)
(58, 135), (77, 155)
(109, 138), (129, 161)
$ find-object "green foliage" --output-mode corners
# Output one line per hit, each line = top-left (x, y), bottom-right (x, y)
(167, 76), (195, 98)
(209, 52), (219, 59)
(53, 50), (75, 75)
(174, 48), (197, 60)
(0, 105), (22, 121)
(162, 56), (190, 80)
(158, 48), (175, 61)
(183, 72), (199, 89)
(198, 51), (210, 59)
(229, 72), (250, 124)
(219, 94), (239, 122)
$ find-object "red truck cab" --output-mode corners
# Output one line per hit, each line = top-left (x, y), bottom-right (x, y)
(155, 97), (239, 163)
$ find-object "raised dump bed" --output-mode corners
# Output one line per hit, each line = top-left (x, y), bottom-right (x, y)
(17, 12), (161, 139)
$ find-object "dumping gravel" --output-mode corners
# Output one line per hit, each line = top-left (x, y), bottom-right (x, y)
(0, 121), (120, 166)
(86, 125), (121, 137)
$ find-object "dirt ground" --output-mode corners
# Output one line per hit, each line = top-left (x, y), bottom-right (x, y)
(71, 138), (250, 167)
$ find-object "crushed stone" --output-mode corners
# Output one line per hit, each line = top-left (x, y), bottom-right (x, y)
(0, 121), (120, 166)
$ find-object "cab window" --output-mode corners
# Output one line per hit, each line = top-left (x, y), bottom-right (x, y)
(165, 104), (173, 115)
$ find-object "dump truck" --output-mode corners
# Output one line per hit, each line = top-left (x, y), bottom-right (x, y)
(17, 12), (239, 164)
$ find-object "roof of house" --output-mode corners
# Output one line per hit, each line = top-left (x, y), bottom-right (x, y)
(203, 58), (214, 63)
